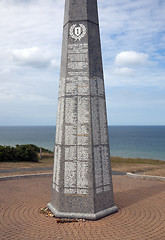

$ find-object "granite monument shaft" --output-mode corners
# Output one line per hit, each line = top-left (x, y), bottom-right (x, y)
(48, 0), (118, 220)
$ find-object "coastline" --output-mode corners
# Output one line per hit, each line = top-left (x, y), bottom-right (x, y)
(0, 125), (165, 161)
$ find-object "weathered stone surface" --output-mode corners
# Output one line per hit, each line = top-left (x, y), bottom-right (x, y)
(64, 0), (99, 26)
(48, 0), (118, 220)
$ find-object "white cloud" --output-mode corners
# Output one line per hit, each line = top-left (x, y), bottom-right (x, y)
(115, 51), (149, 67)
(50, 59), (59, 68)
(114, 67), (134, 76)
(11, 47), (54, 68)
(0, 0), (165, 125)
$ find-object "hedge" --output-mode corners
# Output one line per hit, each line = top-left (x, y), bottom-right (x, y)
(15, 144), (52, 153)
(0, 144), (39, 162)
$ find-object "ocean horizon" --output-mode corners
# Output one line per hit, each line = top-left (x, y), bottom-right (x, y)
(0, 125), (165, 161)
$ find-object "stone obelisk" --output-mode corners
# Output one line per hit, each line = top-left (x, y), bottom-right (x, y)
(47, 0), (118, 220)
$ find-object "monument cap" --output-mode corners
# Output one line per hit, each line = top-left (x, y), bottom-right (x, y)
(64, 0), (99, 26)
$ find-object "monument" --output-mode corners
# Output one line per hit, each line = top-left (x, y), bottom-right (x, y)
(47, 0), (118, 220)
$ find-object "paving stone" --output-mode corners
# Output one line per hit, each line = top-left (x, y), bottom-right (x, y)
(0, 176), (165, 239)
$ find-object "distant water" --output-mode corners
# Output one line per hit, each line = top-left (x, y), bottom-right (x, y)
(0, 126), (165, 161)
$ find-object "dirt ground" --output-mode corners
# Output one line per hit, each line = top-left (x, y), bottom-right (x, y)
(0, 157), (165, 177)
(111, 163), (165, 177)
(0, 158), (54, 169)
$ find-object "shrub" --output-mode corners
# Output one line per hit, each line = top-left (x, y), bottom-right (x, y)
(15, 145), (38, 162)
(16, 144), (52, 153)
(0, 145), (39, 162)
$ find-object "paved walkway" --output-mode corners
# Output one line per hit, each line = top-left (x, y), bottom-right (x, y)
(0, 167), (125, 177)
(0, 175), (165, 240)
(0, 167), (53, 174)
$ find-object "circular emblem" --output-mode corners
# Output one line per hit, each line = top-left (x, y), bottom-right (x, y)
(69, 24), (86, 41)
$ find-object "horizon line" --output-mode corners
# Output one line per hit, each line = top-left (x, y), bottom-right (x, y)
(0, 125), (165, 127)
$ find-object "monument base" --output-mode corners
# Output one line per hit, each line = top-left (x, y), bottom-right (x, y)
(47, 203), (118, 220)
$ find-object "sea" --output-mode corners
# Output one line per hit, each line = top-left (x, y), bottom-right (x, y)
(0, 126), (165, 161)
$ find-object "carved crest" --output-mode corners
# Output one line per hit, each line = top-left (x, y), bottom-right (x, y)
(69, 24), (86, 41)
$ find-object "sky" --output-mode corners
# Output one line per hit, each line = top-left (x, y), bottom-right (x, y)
(0, 0), (165, 126)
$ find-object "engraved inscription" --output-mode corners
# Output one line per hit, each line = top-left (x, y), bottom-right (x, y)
(104, 185), (111, 191)
(93, 145), (112, 193)
(78, 76), (89, 95)
(68, 62), (88, 70)
(58, 78), (65, 97)
(101, 146), (111, 186)
(68, 53), (88, 62)
(90, 77), (104, 96)
(77, 125), (89, 145)
(65, 146), (76, 161)
(99, 98), (108, 144)
(68, 43), (88, 54)
(78, 97), (90, 124)
(90, 78), (97, 95)
(97, 78), (104, 96)
(77, 146), (90, 161)
(65, 75), (89, 95)
(52, 145), (61, 192)
(65, 125), (77, 145)
(77, 162), (88, 189)
(64, 162), (77, 189)
(91, 97), (100, 145)
(63, 42), (90, 195)
(65, 97), (77, 124)
(78, 85), (89, 95)
(66, 79), (77, 95)
(77, 189), (88, 195)
(55, 98), (64, 144)
(94, 147), (103, 189)
(67, 44), (88, 72)
(64, 188), (76, 194)
(96, 187), (104, 194)
(68, 71), (88, 76)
